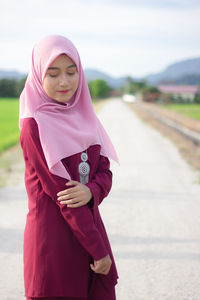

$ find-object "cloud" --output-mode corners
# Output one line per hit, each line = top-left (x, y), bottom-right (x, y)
(93, 0), (200, 9)
(1, 0), (200, 77)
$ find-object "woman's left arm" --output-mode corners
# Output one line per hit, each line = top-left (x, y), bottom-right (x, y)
(85, 155), (113, 207)
(57, 155), (112, 209)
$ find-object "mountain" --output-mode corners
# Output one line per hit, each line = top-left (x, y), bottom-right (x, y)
(84, 68), (131, 88)
(171, 74), (200, 85)
(0, 68), (130, 88)
(146, 57), (200, 85)
(1, 56), (200, 87)
(0, 69), (27, 80)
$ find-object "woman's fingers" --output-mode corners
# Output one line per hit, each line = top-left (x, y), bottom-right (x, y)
(59, 195), (86, 207)
(57, 181), (91, 207)
(57, 180), (80, 197)
(65, 180), (79, 186)
(90, 263), (95, 272)
(57, 190), (85, 202)
(57, 186), (78, 197)
(90, 255), (112, 274)
(60, 199), (78, 205)
(57, 191), (78, 201)
(58, 198), (86, 207)
(90, 264), (108, 274)
(57, 182), (84, 199)
(62, 200), (84, 208)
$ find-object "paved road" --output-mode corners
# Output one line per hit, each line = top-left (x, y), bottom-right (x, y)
(1, 98), (200, 299)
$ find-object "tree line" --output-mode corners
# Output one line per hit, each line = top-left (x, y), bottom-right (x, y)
(122, 77), (200, 104)
(0, 77), (27, 97)
(0, 77), (111, 99)
(0, 76), (199, 103)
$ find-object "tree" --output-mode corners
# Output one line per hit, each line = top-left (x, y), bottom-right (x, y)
(123, 76), (132, 94)
(0, 76), (27, 98)
(141, 86), (161, 102)
(194, 94), (200, 104)
(16, 76), (27, 96)
(129, 80), (147, 94)
(0, 78), (18, 97)
(88, 79), (111, 99)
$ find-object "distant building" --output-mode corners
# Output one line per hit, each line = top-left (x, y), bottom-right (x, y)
(109, 90), (121, 97)
(158, 85), (199, 102)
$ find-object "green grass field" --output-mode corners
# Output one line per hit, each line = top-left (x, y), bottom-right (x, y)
(0, 98), (20, 153)
(0, 97), (103, 154)
(1, 99), (199, 154)
(160, 103), (200, 121)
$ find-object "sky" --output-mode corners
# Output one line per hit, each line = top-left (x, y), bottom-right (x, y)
(1, 0), (200, 78)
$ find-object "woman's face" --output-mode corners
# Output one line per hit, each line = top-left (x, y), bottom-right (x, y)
(43, 54), (79, 103)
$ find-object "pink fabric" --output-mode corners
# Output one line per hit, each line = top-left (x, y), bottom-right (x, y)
(19, 34), (119, 180)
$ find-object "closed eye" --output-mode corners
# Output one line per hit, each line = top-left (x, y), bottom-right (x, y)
(49, 72), (76, 77)
(49, 74), (58, 77)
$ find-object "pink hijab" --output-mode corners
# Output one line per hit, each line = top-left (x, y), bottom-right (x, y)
(19, 34), (119, 180)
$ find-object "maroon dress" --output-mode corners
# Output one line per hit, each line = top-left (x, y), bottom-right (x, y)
(20, 118), (118, 300)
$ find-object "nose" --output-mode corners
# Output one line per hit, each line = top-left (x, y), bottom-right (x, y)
(59, 73), (70, 87)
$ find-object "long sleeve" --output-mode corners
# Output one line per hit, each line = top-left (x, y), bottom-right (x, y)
(20, 118), (108, 260)
(85, 155), (112, 209)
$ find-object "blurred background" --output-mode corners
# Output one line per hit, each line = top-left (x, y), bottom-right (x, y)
(1, 1), (200, 299)
(0, 0), (200, 153)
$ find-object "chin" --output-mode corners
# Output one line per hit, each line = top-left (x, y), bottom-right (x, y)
(55, 97), (70, 103)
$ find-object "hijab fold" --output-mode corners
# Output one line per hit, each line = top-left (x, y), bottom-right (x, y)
(19, 35), (119, 180)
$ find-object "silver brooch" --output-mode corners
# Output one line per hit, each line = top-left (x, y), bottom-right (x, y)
(78, 150), (90, 184)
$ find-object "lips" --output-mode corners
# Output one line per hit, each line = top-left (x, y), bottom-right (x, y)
(58, 89), (70, 94)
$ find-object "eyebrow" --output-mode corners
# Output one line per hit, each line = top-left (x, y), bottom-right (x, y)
(48, 64), (76, 70)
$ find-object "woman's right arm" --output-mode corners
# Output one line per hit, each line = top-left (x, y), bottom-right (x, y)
(20, 118), (108, 261)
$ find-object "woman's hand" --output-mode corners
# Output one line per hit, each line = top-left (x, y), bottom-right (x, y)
(57, 180), (92, 208)
(90, 254), (112, 275)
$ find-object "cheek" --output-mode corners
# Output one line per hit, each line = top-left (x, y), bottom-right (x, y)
(73, 75), (79, 90)
(43, 78), (55, 96)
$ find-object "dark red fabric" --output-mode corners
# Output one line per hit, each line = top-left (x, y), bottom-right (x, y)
(26, 272), (116, 300)
(20, 118), (118, 299)
(87, 273), (116, 300)
(26, 298), (86, 300)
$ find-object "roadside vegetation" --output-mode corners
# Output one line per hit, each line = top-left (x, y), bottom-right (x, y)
(0, 96), (107, 187)
(160, 103), (200, 121)
(0, 98), (20, 153)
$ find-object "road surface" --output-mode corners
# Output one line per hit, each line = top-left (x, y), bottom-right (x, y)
(0, 98), (200, 300)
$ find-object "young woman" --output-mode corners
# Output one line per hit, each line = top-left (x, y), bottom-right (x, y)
(19, 34), (119, 300)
